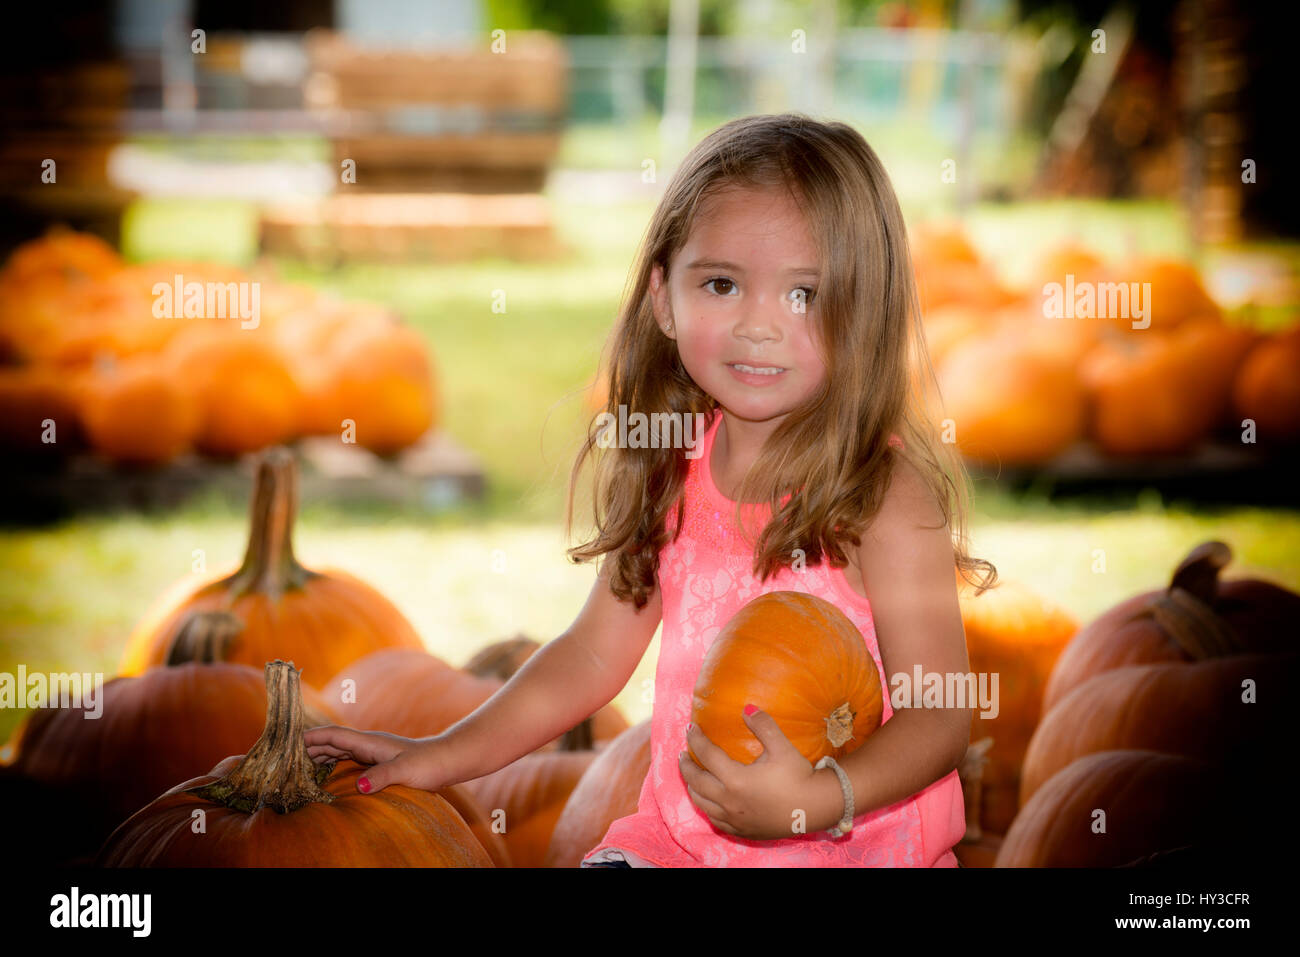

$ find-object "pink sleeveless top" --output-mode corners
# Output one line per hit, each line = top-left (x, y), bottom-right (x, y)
(582, 411), (965, 867)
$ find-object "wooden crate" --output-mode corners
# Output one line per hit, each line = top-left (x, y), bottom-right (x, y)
(259, 191), (566, 263)
(305, 30), (567, 196)
(305, 30), (567, 114)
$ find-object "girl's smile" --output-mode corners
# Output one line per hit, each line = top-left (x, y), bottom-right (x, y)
(726, 361), (788, 386)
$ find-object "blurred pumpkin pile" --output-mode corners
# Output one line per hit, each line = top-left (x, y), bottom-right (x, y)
(0, 446), (630, 867)
(912, 222), (1300, 465)
(953, 541), (1299, 867)
(0, 228), (440, 465)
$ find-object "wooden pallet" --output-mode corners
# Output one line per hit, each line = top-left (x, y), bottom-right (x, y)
(0, 428), (485, 524)
(259, 191), (566, 263)
(964, 438), (1300, 505)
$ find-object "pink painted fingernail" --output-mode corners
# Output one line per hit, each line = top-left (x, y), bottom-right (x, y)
(686, 722), (693, 732)
(358, 776), (372, 793)
(744, 703), (758, 716)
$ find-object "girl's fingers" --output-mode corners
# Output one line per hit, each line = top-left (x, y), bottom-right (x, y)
(304, 726), (409, 767)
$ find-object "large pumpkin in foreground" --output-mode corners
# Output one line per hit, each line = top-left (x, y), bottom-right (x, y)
(1, 650), (338, 865)
(690, 591), (883, 767)
(117, 447), (425, 689)
(97, 661), (492, 867)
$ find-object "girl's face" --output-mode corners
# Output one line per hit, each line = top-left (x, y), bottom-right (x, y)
(650, 183), (828, 424)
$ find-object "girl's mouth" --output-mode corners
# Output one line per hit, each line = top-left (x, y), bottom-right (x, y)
(727, 362), (787, 384)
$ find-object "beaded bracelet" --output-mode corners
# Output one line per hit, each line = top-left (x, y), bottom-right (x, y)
(814, 755), (855, 837)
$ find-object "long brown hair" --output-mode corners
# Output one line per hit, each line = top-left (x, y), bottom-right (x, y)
(564, 113), (996, 610)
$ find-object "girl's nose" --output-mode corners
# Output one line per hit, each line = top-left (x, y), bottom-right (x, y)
(734, 295), (784, 343)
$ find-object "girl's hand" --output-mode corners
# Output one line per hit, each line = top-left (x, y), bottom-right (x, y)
(304, 724), (447, 793)
(678, 708), (825, 841)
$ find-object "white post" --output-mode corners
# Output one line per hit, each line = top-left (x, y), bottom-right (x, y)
(662, 0), (700, 171)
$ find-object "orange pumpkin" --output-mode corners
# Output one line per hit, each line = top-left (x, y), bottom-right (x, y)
(910, 221), (981, 267)
(1079, 318), (1255, 456)
(271, 300), (396, 436)
(77, 356), (200, 466)
(97, 661), (492, 867)
(546, 720), (652, 867)
(937, 334), (1086, 466)
(1074, 257), (1220, 335)
(1020, 653), (1297, 808)
(1042, 541), (1300, 713)
(163, 323), (300, 456)
(1, 652), (337, 866)
(915, 261), (1018, 314)
(1034, 243), (1105, 292)
(955, 577), (1078, 836)
(1232, 325), (1300, 443)
(689, 591), (883, 768)
(0, 228), (121, 287)
(117, 448), (426, 688)
(324, 648), (505, 738)
(329, 322), (438, 454)
(994, 750), (1231, 867)
(920, 303), (986, 368)
(461, 635), (630, 749)
(458, 749), (597, 868)
(437, 782), (514, 867)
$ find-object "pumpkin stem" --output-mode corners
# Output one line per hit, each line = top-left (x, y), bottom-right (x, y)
(225, 447), (315, 600)
(188, 659), (336, 814)
(825, 702), (856, 749)
(1131, 541), (1244, 660)
(464, 634), (539, 681)
(1167, 541), (1231, 605)
(165, 610), (242, 665)
(558, 717), (595, 751)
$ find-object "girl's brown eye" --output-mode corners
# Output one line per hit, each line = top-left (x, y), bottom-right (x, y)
(705, 278), (734, 296)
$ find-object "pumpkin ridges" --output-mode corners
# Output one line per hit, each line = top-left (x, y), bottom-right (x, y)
(1019, 653), (1296, 807)
(995, 750), (1226, 867)
(545, 720), (653, 867)
(458, 749), (598, 868)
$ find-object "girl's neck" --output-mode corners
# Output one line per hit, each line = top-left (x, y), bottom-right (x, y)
(710, 411), (785, 504)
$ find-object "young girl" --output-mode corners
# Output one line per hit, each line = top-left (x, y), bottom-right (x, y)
(305, 112), (995, 867)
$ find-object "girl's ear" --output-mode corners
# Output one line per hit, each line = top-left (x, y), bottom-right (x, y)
(650, 263), (671, 333)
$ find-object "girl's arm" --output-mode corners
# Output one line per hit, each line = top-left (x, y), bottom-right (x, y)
(305, 563), (662, 792)
(805, 457), (971, 831)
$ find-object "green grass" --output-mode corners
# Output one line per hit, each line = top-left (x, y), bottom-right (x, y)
(3, 486), (1297, 747)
